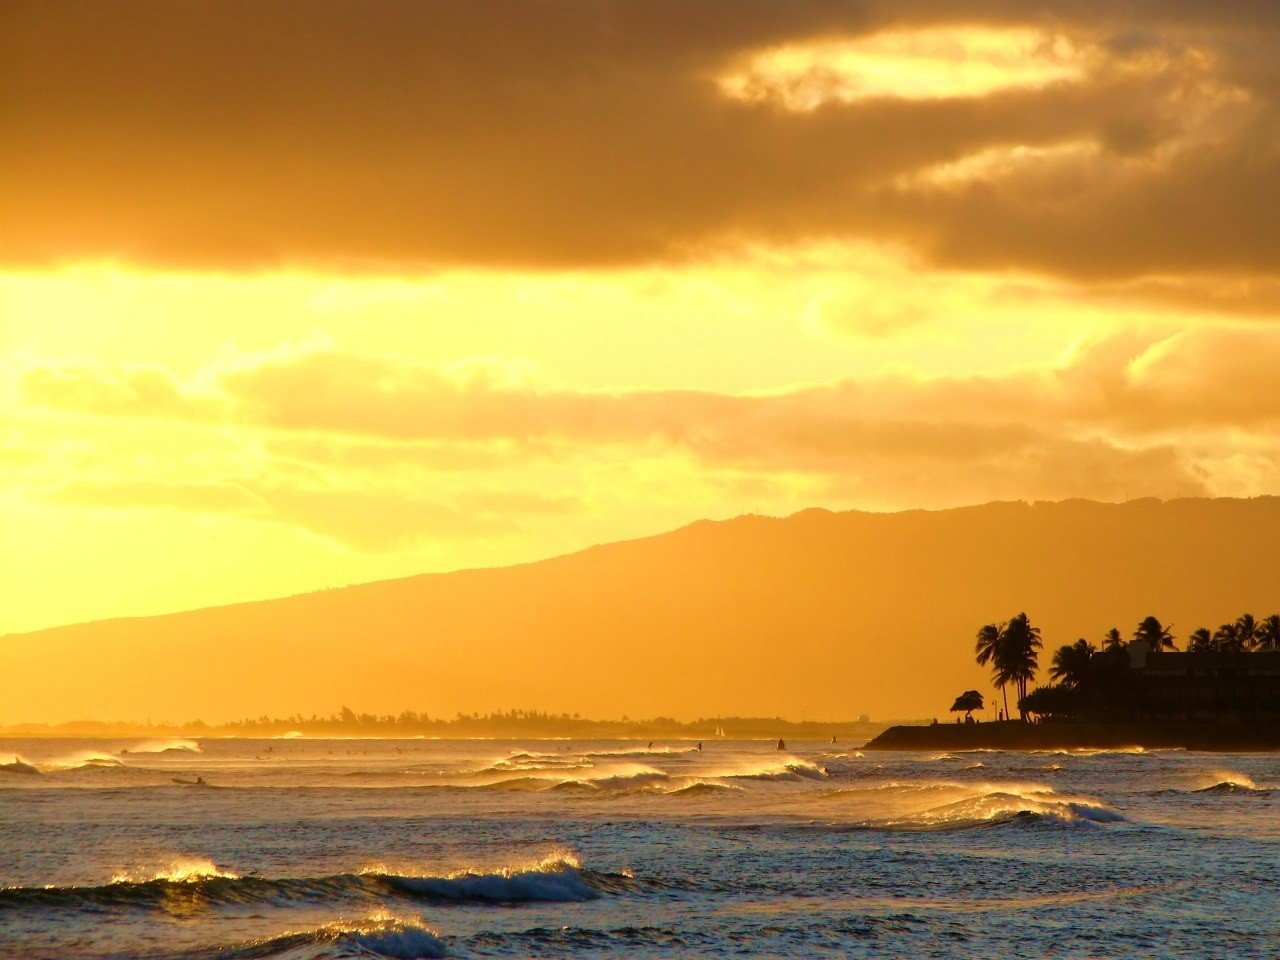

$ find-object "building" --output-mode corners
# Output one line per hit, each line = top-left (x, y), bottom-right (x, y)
(1126, 648), (1280, 722)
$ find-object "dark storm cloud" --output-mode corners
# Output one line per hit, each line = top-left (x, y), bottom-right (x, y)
(2, 0), (1278, 280)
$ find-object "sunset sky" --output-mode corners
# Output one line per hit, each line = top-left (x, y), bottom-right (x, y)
(4, 1), (1280, 636)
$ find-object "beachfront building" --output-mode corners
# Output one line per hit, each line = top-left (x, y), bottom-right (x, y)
(1125, 648), (1280, 722)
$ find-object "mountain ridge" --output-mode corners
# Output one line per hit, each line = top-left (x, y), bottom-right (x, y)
(7, 495), (1280, 724)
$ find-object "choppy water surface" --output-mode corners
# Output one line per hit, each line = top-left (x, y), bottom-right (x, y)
(1, 737), (1276, 959)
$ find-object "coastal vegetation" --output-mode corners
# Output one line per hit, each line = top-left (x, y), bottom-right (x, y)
(949, 690), (984, 721)
(962, 611), (1280, 723)
(973, 613), (1042, 720)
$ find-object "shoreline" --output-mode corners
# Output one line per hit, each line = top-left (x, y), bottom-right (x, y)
(865, 720), (1280, 752)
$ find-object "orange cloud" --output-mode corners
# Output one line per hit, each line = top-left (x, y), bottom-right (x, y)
(4, 1), (1278, 287)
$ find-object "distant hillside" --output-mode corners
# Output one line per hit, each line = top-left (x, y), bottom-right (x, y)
(7, 497), (1280, 723)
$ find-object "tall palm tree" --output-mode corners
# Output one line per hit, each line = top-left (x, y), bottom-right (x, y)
(1101, 628), (1125, 652)
(1256, 615), (1280, 652)
(975, 622), (1009, 719)
(1235, 613), (1259, 651)
(1002, 613), (1042, 717)
(1213, 622), (1244, 653)
(1133, 616), (1175, 653)
(1049, 638), (1096, 688)
(1187, 628), (1214, 653)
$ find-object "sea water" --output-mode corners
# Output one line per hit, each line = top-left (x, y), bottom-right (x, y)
(0, 737), (1276, 958)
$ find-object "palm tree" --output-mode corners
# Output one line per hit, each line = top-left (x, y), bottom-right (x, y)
(1187, 628), (1214, 653)
(1002, 613), (1042, 717)
(975, 622), (1009, 719)
(1256, 614), (1280, 652)
(1213, 622), (1244, 653)
(1049, 638), (1096, 688)
(1101, 628), (1125, 652)
(1235, 613), (1259, 651)
(1133, 616), (1175, 653)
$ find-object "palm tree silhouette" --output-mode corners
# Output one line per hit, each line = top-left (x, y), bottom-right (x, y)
(1133, 616), (1176, 653)
(975, 614), (1041, 720)
(1235, 613), (1259, 651)
(1101, 628), (1125, 652)
(1187, 627), (1214, 653)
(1050, 638), (1096, 688)
(1256, 615), (1280, 652)
(1213, 621), (1244, 653)
(974, 622), (1009, 719)
(1002, 613), (1042, 718)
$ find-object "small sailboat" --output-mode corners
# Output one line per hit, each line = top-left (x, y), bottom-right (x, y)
(776, 738), (786, 751)
(715, 723), (726, 739)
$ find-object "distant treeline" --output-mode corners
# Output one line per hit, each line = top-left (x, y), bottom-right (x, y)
(1, 707), (897, 740)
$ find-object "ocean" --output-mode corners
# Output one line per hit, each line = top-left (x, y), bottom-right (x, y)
(0, 737), (1275, 959)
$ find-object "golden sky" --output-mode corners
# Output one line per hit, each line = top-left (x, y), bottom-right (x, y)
(3, 1), (1280, 637)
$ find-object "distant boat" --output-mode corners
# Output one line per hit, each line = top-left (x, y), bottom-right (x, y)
(715, 724), (726, 738)
(777, 738), (786, 751)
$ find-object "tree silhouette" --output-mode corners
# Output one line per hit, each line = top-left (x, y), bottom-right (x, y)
(1133, 616), (1176, 653)
(974, 622), (1009, 719)
(975, 615), (1042, 720)
(1187, 627), (1214, 653)
(1256, 614), (1280, 652)
(1101, 628), (1125, 652)
(1002, 613), (1042, 718)
(1049, 638), (1096, 688)
(1235, 613), (1259, 651)
(950, 690), (985, 720)
(1213, 621), (1244, 653)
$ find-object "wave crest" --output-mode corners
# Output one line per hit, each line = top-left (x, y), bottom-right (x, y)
(0, 852), (640, 914)
(190, 913), (448, 960)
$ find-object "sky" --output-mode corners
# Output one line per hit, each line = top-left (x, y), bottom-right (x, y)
(3, 1), (1280, 637)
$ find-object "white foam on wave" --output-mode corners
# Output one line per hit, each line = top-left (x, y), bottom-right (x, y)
(43, 750), (126, 772)
(817, 779), (1122, 829)
(1190, 770), (1269, 794)
(109, 857), (239, 885)
(254, 911), (448, 959)
(716, 756), (829, 782)
(341, 915), (450, 959)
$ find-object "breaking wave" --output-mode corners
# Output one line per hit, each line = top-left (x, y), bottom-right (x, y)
(722, 758), (828, 782)
(663, 780), (745, 797)
(179, 913), (449, 960)
(482, 752), (594, 774)
(1191, 771), (1269, 795)
(3, 751), (129, 775)
(0, 853), (643, 913)
(121, 739), (203, 755)
(811, 780), (1123, 831)
(0, 756), (41, 776)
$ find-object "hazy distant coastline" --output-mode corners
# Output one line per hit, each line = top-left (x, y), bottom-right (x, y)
(0, 709), (898, 741)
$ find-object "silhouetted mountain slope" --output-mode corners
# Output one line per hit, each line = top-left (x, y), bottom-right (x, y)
(7, 497), (1280, 722)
